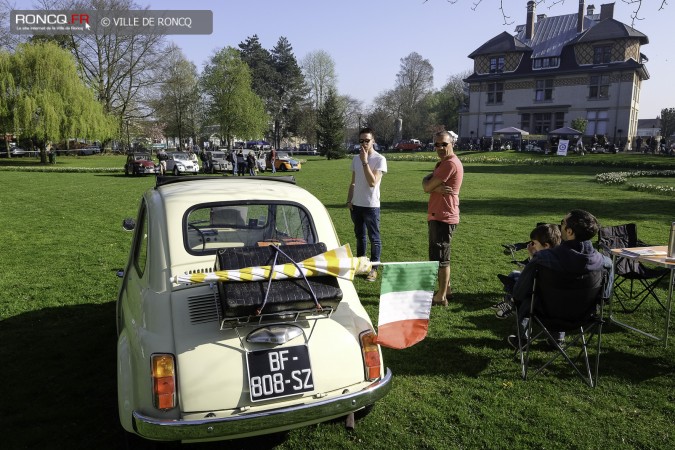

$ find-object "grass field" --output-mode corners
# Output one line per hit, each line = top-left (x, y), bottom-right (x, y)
(1, 151), (674, 449)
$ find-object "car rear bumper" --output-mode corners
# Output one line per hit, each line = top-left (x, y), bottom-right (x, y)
(131, 368), (392, 442)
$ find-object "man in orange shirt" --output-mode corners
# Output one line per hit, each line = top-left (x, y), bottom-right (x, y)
(423, 131), (464, 306)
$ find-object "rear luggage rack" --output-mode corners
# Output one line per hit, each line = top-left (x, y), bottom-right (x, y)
(219, 307), (336, 330)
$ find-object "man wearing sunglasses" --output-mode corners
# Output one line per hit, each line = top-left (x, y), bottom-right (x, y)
(346, 127), (387, 282)
(423, 130), (464, 306)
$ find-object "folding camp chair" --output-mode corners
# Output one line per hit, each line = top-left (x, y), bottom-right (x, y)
(514, 266), (607, 387)
(597, 224), (669, 313)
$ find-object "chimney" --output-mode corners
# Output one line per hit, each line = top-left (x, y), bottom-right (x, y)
(577, 0), (585, 32)
(600, 3), (614, 20)
(587, 4), (595, 15)
(526, 1), (535, 40)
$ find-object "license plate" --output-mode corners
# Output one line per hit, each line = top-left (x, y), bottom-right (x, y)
(246, 346), (314, 402)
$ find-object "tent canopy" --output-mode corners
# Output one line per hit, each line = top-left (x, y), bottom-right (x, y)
(492, 126), (529, 136)
(548, 127), (582, 137)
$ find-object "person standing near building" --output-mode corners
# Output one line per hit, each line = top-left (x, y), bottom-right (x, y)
(423, 130), (464, 306)
(346, 127), (387, 282)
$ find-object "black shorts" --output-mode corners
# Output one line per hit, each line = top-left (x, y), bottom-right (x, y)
(428, 221), (457, 268)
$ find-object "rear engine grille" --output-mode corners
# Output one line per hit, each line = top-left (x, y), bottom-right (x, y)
(187, 292), (221, 324)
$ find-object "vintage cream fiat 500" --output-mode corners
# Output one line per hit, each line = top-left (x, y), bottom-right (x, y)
(116, 176), (392, 445)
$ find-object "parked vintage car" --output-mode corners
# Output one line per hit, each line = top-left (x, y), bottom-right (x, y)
(165, 151), (199, 175)
(393, 139), (422, 152)
(273, 152), (301, 172)
(116, 176), (392, 445)
(124, 152), (157, 176)
(205, 150), (233, 174)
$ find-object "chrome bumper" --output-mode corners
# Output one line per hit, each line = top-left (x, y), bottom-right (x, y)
(132, 368), (392, 442)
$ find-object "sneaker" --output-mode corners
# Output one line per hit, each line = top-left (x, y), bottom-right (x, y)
(494, 301), (515, 319)
(490, 295), (512, 310)
(495, 303), (516, 319)
(366, 269), (378, 282)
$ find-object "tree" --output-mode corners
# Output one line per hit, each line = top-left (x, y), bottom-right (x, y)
(200, 47), (268, 148)
(660, 108), (675, 139)
(0, 42), (115, 160)
(238, 35), (276, 106)
(317, 88), (345, 159)
(394, 52), (434, 139)
(424, 0), (668, 27)
(428, 71), (470, 133)
(38, 0), (168, 139)
(150, 45), (200, 147)
(269, 37), (306, 149)
(301, 50), (337, 110)
(0, 0), (23, 50)
(571, 117), (588, 134)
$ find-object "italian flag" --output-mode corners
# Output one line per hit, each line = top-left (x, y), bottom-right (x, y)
(375, 261), (439, 349)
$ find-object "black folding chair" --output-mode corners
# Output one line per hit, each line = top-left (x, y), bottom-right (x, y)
(597, 224), (669, 313)
(514, 266), (607, 387)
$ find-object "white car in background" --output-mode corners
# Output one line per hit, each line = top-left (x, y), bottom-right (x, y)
(116, 176), (392, 445)
(165, 151), (199, 175)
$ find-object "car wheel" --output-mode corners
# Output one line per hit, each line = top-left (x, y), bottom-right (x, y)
(124, 166), (130, 176)
(281, 165), (288, 172)
(173, 166), (180, 176)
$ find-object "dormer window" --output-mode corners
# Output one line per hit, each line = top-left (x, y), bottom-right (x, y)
(593, 45), (612, 64)
(489, 56), (505, 73)
(532, 57), (560, 70)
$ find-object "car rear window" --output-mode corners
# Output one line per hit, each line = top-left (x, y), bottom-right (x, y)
(184, 202), (317, 254)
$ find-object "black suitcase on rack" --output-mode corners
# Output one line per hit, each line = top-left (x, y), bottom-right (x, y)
(215, 243), (343, 317)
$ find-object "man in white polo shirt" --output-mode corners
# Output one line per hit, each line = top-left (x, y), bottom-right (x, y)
(346, 127), (387, 282)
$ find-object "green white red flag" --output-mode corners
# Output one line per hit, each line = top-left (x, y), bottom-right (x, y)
(375, 261), (439, 349)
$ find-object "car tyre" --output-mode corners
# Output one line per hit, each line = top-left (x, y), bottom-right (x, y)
(173, 166), (180, 176)
(124, 166), (130, 176)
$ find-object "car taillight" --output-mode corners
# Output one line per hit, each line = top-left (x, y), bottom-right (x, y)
(359, 331), (382, 381)
(151, 354), (176, 410)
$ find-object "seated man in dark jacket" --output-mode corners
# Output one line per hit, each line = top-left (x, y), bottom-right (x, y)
(508, 209), (611, 349)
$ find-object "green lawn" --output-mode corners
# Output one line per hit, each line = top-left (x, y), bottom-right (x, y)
(1, 153), (674, 449)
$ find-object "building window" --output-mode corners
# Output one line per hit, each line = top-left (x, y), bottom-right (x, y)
(586, 110), (609, 136)
(520, 112), (565, 134)
(489, 56), (505, 73)
(520, 113), (530, 132)
(593, 45), (612, 64)
(484, 113), (502, 136)
(532, 57), (560, 70)
(589, 74), (610, 99)
(487, 82), (504, 104)
(535, 79), (553, 101)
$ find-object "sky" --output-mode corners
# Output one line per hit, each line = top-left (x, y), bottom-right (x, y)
(12, 0), (675, 118)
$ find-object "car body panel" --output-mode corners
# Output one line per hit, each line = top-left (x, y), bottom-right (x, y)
(273, 154), (301, 172)
(393, 139), (422, 151)
(117, 177), (390, 444)
(124, 153), (157, 176)
(165, 152), (200, 175)
(206, 151), (233, 173)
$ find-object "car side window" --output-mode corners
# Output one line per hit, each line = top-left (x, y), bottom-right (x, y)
(133, 202), (149, 276)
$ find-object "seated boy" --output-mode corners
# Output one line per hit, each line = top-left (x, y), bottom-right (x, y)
(493, 223), (561, 319)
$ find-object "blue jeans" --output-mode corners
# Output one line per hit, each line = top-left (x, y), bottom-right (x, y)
(350, 205), (381, 262)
